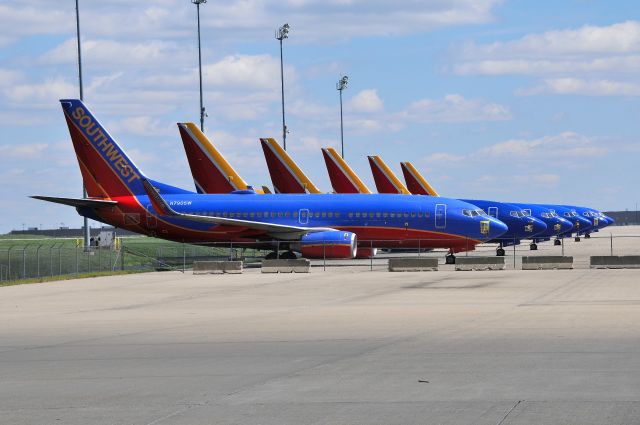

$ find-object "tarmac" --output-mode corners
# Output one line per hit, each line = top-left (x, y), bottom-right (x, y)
(1, 226), (640, 424)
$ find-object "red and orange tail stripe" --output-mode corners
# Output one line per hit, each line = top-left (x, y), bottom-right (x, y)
(321, 147), (372, 194)
(260, 138), (322, 194)
(400, 162), (439, 196)
(367, 155), (411, 194)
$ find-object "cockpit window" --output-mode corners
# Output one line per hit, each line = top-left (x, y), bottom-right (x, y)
(541, 212), (550, 219)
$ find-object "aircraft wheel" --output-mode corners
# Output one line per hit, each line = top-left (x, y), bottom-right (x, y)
(530, 243), (538, 251)
(574, 236), (581, 242)
(445, 254), (456, 264)
(554, 239), (562, 246)
(264, 251), (279, 260)
(496, 248), (505, 256)
(280, 251), (297, 260)
(585, 233), (591, 239)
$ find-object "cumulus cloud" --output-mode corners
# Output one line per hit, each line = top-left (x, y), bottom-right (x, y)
(517, 78), (640, 97)
(396, 94), (511, 123)
(478, 131), (606, 158)
(348, 89), (384, 113)
(5, 77), (76, 104)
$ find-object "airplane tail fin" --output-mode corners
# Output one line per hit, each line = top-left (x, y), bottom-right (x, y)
(400, 162), (439, 196)
(321, 147), (371, 194)
(260, 138), (322, 194)
(367, 155), (410, 194)
(61, 99), (148, 198)
(178, 123), (250, 194)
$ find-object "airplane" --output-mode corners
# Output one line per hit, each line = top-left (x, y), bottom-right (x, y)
(32, 99), (509, 261)
(256, 144), (549, 257)
(177, 122), (270, 194)
(560, 205), (614, 235)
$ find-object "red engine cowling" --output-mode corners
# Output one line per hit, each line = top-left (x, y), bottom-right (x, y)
(298, 230), (357, 259)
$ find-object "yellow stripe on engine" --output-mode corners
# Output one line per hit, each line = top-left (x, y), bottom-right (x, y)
(402, 161), (440, 196)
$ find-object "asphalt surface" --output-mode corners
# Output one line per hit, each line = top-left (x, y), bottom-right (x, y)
(1, 227), (640, 424)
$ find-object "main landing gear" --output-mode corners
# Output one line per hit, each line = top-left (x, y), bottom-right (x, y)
(265, 251), (297, 260)
(445, 250), (456, 264)
(529, 242), (538, 251)
(496, 246), (506, 256)
(554, 238), (562, 246)
(575, 235), (581, 242)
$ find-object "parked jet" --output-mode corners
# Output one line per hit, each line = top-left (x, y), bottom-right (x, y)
(33, 99), (508, 259)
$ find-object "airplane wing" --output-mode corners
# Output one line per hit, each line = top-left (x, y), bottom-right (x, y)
(141, 179), (331, 239)
(31, 196), (118, 208)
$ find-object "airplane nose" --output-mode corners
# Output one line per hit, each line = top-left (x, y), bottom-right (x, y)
(575, 216), (592, 232)
(529, 217), (547, 236)
(488, 217), (508, 239)
(604, 215), (615, 225)
(555, 217), (573, 234)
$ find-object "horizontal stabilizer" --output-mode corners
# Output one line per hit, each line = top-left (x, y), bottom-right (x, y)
(31, 196), (118, 208)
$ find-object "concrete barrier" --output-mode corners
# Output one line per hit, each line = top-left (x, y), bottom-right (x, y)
(455, 256), (505, 271)
(193, 261), (243, 274)
(388, 258), (438, 272)
(261, 259), (311, 273)
(590, 256), (640, 269)
(522, 256), (573, 270)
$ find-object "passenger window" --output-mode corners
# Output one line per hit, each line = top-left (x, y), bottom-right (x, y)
(417, 212), (422, 218)
(355, 212), (360, 218)
(222, 212), (228, 217)
(270, 212), (275, 218)
(411, 212), (416, 218)
(250, 212), (255, 218)
(376, 212), (381, 218)
(285, 211), (290, 218)
(243, 212), (248, 218)
(277, 212), (283, 218)
(257, 212), (262, 218)
(293, 211), (299, 218)
(424, 212), (430, 218)
(369, 212), (374, 218)
(314, 212), (320, 218)
(403, 212), (409, 218)
(383, 212), (388, 218)
(321, 212), (326, 218)
(230, 212), (235, 218)
(349, 213), (354, 218)
(328, 212), (333, 218)
(335, 212), (341, 218)
(390, 213), (395, 218)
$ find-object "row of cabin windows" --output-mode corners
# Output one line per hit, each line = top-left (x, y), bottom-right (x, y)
(348, 211), (430, 219)
(185, 210), (430, 219)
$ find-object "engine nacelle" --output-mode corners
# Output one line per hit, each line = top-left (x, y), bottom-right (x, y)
(298, 230), (357, 259)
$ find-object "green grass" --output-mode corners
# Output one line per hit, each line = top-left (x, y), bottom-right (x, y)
(0, 270), (148, 287)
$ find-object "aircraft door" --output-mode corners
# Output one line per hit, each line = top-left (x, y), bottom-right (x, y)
(488, 206), (498, 218)
(299, 209), (309, 225)
(146, 204), (157, 229)
(435, 204), (446, 229)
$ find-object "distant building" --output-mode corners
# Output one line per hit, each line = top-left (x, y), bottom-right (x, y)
(7, 226), (138, 238)
(604, 211), (640, 226)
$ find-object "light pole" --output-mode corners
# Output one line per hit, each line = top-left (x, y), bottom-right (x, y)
(336, 75), (348, 158)
(75, 0), (90, 252)
(275, 23), (290, 150)
(192, 0), (207, 131)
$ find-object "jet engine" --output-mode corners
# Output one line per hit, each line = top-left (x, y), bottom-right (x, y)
(295, 230), (357, 259)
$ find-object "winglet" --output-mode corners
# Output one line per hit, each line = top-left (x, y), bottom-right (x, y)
(400, 162), (439, 196)
(367, 156), (410, 194)
(141, 179), (176, 216)
(260, 138), (322, 194)
(321, 147), (372, 194)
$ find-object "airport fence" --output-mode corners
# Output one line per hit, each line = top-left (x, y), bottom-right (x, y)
(0, 232), (638, 281)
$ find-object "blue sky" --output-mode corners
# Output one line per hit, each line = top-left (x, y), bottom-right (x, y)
(1, 0), (639, 232)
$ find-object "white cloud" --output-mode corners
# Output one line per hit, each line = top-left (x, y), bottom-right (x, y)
(348, 89), (384, 113)
(5, 77), (77, 104)
(454, 21), (640, 78)
(397, 94), (511, 123)
(479, 131), (606, 158)
(424, 152), (466, 163)
(517, 78), (640, 97)
(0, 143), (49, 159)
